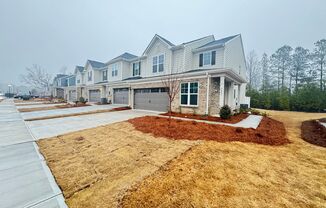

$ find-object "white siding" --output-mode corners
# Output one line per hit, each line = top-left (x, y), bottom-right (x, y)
(224, 35), (247, 79)
(143, 39), (172, 77)
(108, 61), (122, 82)
(85, 64), (94, 85)
(93, 70), (102, 83)
(121, 61), (131, 79)
(76, 72), (84, 85)
(172, 48), (184, 73)
(192, 47), (224, 69)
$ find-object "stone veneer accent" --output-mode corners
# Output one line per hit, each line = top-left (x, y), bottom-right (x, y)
(209, 77), (220, 115)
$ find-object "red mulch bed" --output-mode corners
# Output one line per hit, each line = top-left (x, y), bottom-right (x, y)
(128, 116), (290, 146)
(160, 112), (249, 124)
(301, 120), (326, 147)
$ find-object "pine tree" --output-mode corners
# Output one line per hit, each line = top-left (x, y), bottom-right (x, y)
(270, 46), (293, 90)
(313, 39), (326, 91)
(292, 47), (310, 91)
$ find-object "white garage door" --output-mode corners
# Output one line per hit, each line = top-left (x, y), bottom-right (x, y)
(134, 88), (169, 112)
(68, 90), (76, 102)
(113, 88), (129, 104)
(89, 90), (100, 102)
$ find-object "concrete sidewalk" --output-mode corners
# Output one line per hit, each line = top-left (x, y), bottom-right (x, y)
(21, 104), (126, 120)
(0, 99), (67, 208)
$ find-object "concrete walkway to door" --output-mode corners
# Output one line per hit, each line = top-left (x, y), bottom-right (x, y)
(0, 99), (67, 208)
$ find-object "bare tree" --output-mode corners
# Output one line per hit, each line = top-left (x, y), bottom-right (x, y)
(246, 50), (260, 90)
(20, 64), (52, 95)
(161, 73), (180, 119)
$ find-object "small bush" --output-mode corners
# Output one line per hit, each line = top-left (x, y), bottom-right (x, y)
(79, 97), (86, 104)
(250, 109), (261, 115)
(220, 105), (232, 119)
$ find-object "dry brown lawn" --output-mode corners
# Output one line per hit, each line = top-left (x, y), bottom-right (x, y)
(37, 122), (199, 208)
(120, 110), (326, 208)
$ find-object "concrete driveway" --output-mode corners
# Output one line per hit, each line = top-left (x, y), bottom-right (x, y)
(26, 110), (158, 139)
(21, 104), (126, 120)
(0, 99), (66, 208)
(16, 103), (65, 109)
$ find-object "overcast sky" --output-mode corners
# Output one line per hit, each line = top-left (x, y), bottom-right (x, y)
(0, 0), (325, 85)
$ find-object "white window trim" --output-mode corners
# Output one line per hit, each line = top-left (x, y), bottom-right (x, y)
(132, 62), (140, 76)
(152, 54), (165, 74)
(200, 50), (216, 67)
(179, 82), (199, 107)
(88, 71), (92, 81)
(111, 64), (118, 77)
(103, 70), (108, 81)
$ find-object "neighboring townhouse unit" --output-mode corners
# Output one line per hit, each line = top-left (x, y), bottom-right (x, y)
(52, 74), (69, 98)
(55, 34), (250, 115)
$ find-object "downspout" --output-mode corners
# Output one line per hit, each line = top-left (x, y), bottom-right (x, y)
(205, 72), (210, 115)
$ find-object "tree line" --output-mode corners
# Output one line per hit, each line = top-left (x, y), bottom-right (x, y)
(246, 39), (326, 112)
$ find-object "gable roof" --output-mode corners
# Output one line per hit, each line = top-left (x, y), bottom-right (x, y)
(181, 35), (214, 45)
(54, 74), (68, 80)
(142, 34), (175, 55)
(74, 66), (84, 73)
(156, 34), (175, 46)
(87, 60), (106, 68)
(112, 52), (138, 61)
(197, 35), (239, 49)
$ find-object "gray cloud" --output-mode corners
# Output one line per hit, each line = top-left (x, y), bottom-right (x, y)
(0, 0), (325, 84)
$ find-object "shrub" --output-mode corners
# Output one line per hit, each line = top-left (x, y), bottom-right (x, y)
(79, 97), (86, 104)
(220, 105), (231, 119)
(250, 109), (261, 115)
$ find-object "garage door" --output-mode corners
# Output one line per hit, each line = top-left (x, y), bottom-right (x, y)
(134, 88), (169, 112)
(89, 90), (100, 102)
(113, 88), (129, 104)
(68, 90), (76, 102)
(57, 89), (64, 98)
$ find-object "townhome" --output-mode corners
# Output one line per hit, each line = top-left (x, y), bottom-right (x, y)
(56, 34), (249, 115)
(105, 34), (249, 115)
(52, 74), (69, 99)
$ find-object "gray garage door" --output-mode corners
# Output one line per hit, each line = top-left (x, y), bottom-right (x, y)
(57, 89), (64, 99)
(68, 90), (76, 102)
(89, 90), (100, 102)
(134, 88), (169, 112)
(113, 88), (129, 104)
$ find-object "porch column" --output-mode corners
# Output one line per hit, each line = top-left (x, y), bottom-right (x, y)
(237, 84), (241, 108)
(219, 76), (225, 107)
(205, 74), (211, 115)
(228, 82), (235, 109)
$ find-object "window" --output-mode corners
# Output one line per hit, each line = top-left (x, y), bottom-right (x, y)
(111, 64), (118, 77)
(77, 79), (80, 84)
(199, 51), (216, 67)
(133, 62), (141, 76)
(88, 71), (92, 81)
(103, 70), (107, 81)
(152, 54), (164, 73)
(180, 82), (198, 106)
